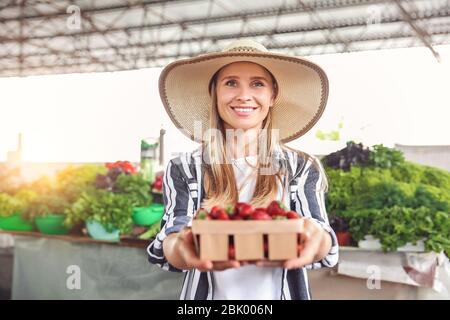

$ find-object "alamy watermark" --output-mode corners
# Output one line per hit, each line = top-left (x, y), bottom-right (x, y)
(366, 265), (381, 290)
(66, 265), (81, 290)
(66, 5), (81, 30)
(172, 120), (283, 175)
(366, 5), (382, 31)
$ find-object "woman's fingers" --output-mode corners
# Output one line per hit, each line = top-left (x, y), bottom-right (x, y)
(212, 260), (241, 271)
(181, 218), (326, 271)
(178, 229), (213, 271)
(255, 260), (284, 268)
(179, 229), (241, 271)
(284, 229), (320, 269)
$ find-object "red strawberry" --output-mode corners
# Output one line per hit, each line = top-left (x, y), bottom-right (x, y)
(286, 211), (300, 219)
(231, 214), (243, 220)
(251, 208), (272, 220)
(228, 245), (235, 260)
(196, 209), (209, 220)
(235, 202), (254, 219)
(152, 179), (163, 190)
(209, 206), (222, 219)
(267, 200), (286, 217)
(210, 206), (229, 220)
(217, 210), (230, 220)
(297, 244), (303, 255)
(225, 205), (236, 218)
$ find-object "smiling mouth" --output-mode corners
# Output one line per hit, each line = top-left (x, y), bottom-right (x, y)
(231, 106), (259, 113)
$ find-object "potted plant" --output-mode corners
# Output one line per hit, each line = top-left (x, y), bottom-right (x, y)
(22, 193), (70, 235)
(151, 171), (164, 204)
(330, 215), (351, 246)
(55, 164), (107, 203)
(114, 173), (162, 226)
(96, 167), (160, 227)
(0, 192), (34, 231)
(65, 189), (134, 242)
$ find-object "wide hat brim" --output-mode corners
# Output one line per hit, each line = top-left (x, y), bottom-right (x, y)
(159, 46), (329, 144)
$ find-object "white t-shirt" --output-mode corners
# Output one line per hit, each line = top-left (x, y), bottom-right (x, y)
(212, 155), (287, 300)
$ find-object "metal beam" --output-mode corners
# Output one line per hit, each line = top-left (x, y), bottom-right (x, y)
(394, 0), (441, 62)
(1, 7), (448, 61)
(0, 0), (204, 21)
(0, 0), (393, 42)
(1, 26), (449, 73)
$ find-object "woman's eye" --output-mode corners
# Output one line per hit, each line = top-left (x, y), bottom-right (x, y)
(253, 81), (264, 87)
(225, 80), (237, 86)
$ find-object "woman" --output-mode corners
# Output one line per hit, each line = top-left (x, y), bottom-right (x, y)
(147, 39), (339, 300)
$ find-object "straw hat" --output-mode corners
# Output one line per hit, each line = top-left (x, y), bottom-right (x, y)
(158, 39), (329, 143)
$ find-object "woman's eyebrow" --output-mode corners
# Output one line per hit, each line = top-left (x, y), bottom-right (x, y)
(220, 75), (269, 81)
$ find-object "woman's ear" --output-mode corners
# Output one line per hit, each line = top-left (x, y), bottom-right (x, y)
(270, 94), (275, 107)
(270, 84), (278, 107)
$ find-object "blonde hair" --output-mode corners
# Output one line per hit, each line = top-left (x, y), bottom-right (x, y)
(200, 64), (328, 211)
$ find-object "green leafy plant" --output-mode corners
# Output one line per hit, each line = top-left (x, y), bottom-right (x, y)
(342, 206), (450, 255)
(0, 193), (22, 217)
(55, 164), (106, 203)
(324, 142), (450, 255)
(0, 164), (22, 194)
(411, 184), (450, 212)
(390, 161), (424, 184)
(114, 173), (153, 207)
(64, 189), (134, 234)
(22, 193), (70, 220)
(420, 166), (450, 189)
(369, 144), (405, 168)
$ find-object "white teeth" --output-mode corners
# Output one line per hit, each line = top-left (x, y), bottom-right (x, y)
(234, 108), (254, 113)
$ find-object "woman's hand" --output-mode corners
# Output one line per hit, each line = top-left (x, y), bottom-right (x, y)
(166, 228), (241, 272)
(256, 218), (332, 269)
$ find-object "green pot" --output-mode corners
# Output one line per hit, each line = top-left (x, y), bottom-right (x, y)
(0, 213), (34, 232)
(86, 220), (120, 242)
(35, 214), (69, 235)
(132, 203), (164, 226)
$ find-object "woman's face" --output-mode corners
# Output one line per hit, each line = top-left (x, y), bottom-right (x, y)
(215, 61), (276, 132)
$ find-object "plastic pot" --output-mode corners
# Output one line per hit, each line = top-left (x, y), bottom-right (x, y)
(132, 203), (164, 226)
(86, 220), (120, 242)
(0, 213), (34, 232)
(336, 231), (351, 246)
(35, 214), (69, 235)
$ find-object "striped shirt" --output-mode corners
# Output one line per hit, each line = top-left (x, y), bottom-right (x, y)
(147, 145), (339, 300)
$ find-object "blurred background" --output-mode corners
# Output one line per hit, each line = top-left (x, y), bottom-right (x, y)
(0, 0), (449, 300)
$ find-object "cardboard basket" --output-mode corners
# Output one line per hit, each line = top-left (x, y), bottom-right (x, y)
(191, 219), (304, 261)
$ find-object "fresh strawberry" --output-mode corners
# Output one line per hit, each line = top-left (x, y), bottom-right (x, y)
(152, 179), (163, 190)
(267, 200), (287, 217)
(210, 206), (229, 220)
(217, 210), (230, 220)
(235, 202), (254, 219)
(231, 214), (243, 220)
(286, 211), (300, 219)
(209, 205), (222, 219)
(196, 208), (209, 220)
(225, 205), (236, 218)
(251, 208), (272, 220)
(228, 245), (235, 260)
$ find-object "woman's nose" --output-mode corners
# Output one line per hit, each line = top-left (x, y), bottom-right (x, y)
(235, 86), (252, 102)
